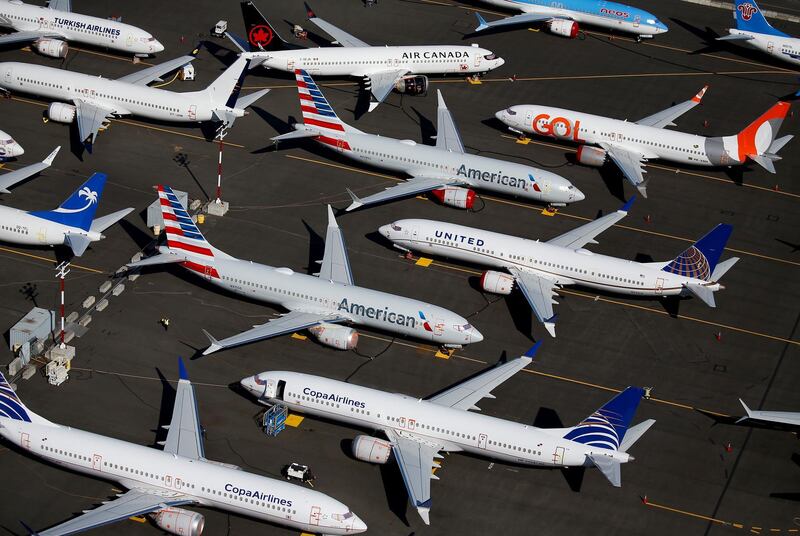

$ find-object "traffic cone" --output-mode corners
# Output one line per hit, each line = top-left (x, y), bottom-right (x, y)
(703, 120), (710, 128)
(644, 214), (652, 224)
(715, 331), (722, 342)
(724, 442), (733, 453)
(642, 495), (648, 505)
(773, 184), (780, 191)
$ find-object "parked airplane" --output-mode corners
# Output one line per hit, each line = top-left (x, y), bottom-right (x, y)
(736, 399), (800, 431)
(717, 0), (800, 66)
(379, 198), (739, 337)
(0, 128), (23, 158)
(228, 1), (504, 112)
(0, 171), (131, 256)
(495, 87), (792, 197)
(0, 49), (269, 150)
(472, 0), (668, 39)
(272, 71), (583, 212)
(0, 0), (164, 58)
(240, 343), (654, 524)
(0, 144), (59, 192)
(0, 360), (367, 535)
(127, 186), (482, 355)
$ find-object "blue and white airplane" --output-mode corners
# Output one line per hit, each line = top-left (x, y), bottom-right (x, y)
(717, 0), (800, 66)
(473, 0), (668, 39)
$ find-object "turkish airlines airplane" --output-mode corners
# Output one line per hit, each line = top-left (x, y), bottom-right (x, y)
(272, 71), (583, 212)
(0, 0), (163, 57)
(717, 0), (800, 66)
(0, 144), (58, 192)
(128, 186), (482, 355)
(473, 0), (668, 40)
(0, 128), (23, 157)
(379, 198), (739, 337)
(0, 360), (367, 535)
(495, 87), (793, 197)
(228, 1), (505, 112)
(240, 343), (654, 525)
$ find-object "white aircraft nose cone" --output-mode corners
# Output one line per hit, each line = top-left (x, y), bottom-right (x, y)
(351, 514), (368, 533)
(239, 376), (258, 394)
(378, 224), (391, 239)
(494, 110), (506, 122)
(572, 188), (586, 202)
(153, 40), (165, 53)
(10, 143), (23, 157)
(470, 327), (484, 343)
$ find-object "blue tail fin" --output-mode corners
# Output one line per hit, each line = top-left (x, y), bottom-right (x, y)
(563, 387), (645, 451)
(662, 224), (733, 281)
(29, 172), (106, 232)
(733, 0), (790, 37)
(0, 371), (32, 422)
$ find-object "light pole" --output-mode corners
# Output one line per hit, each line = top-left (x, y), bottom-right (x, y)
(54, 261), (70, 348)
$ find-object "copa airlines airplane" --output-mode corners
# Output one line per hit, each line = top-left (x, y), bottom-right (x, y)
(272, 71), (583, 212)
(379, 198), (739, 337)
(495, 87), (792, 197)
(240, 343), (655, 525)
(473, 0), (667, 39)
(717, 0), (800, 66)
(228, 1), (504, 112)
(128, 186), (482, 355)
(0, 360), (367, 535)
(0, 0), (163, 57)
(0, 128), (23, 158)
(0, 50), (269, 150)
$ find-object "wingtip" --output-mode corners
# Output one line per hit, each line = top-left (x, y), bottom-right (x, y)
(43, 145), (61, 165)
(19, 520), (38, 536)
(621, 195), (636, 213)
(739, 398), (752, 416)
(474, 12), (489, 32)
(201, 329), (222, 356)
(304, 1), (315, 18)
(436, 89), (446, 109)
(543, 320), (556, 338)
(345, 188), (363, 212)
(523, 340), (543, 358)
(326, 204), (338, 227)
(367, 101), (380, 112)
(178, 357), (189, 381)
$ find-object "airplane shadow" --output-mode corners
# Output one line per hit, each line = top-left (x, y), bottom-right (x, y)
(532, 408), (587, 491)
(409, 106), (436, 146)
(775, 238), (800, 253)
(149, 367), (176, 448)
(466, 275), (536, 341)
(565, 152), (627, 202)
(301, 219), (326, 275)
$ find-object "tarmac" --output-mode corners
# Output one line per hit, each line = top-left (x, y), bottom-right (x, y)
(0, 0), (798, 535)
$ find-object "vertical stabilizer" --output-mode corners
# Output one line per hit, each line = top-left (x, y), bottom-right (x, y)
(29, 172), (106, 231)
(662, 224), (733, 281)
(0, 371), (51, 425)
(563, 387), (645, 451)
(240, 1), (291, 51)
(157, 185), (216, 261)
(733, 0), (790, 37)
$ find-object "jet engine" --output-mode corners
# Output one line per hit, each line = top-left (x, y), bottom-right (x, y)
(151, 508), (205, 536)
(47, 102), (76, 124)
(480, 270), (514, 295)
(431, 186), (476, 209)
(394, 75), (428, 96)
(34, 38), (68, 58)
(576, 145), (607, 167)
(309, 323), (358, 350)
(546, 19), (579, 38)
(352, 435), (392, 464)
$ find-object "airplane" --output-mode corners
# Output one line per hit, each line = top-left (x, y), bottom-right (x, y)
(227, 1), (505, 112)
(0, 359), (367, 535)
(736, 399), (800, 432)
(494, 87), (793, 197)
(472, 0), (668, 40)
(127, 185), (483, 355)
(0, 49), (270, 150)
(0, 128), (24, 158)
(0, 0), (164, 58)
(378, 198), (739, 337)
(717, 0), (800, 67)
(0, 171), (132, 256)
(240, 342), (655, 525)
(271, 70), (583, 212)
(0, 144), (59, 192)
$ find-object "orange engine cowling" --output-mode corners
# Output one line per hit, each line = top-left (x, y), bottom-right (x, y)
(546, 19), (579, 38)
(352, 435), (392, 464)
(576, 145), (607, 167)
(431, 187), (476, 209)
(151, 508), (204, 536)
(308, 323), (358, 350)
(480, 270), (514, 295)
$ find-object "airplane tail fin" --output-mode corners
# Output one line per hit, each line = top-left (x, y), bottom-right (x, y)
(733, 0), (789, 37)
(0, 370), (52, 425)
(732, 101), (792, 172)
(662, 223), (733, 282)
(562, 387), (646, 452)
(240, 0), (291, 51)
(203, 55), (253, 109)
(294, 70), (355, 138)
(157, 185), (218, 263)
(28, 172), (106, 232)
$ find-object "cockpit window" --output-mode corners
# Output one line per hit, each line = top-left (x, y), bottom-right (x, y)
(1, 139), (12, 144)
(458, 323), (472, 331)
(391, 223), (402, 231)
(483, 53), (497, 60)
(332, 511), (354, 521)
(646, 19), (656, 24)
(505, 108), (517, 116)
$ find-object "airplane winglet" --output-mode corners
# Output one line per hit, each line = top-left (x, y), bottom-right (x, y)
(523, 340), (543, 358)
(635, 182), (648, 199)
(201, 329), (223, 356)
(345, 188), (364, 212)
(416, 500), (432, 525)
(474, 12), (490, 32)
(739, 398), (754, 417)
(304, 1), (316, 19)
(436, 89), (446, 109)
(692, 85), (709, 103)
(326, 204), (339, 228)
(178, 357), (189, 381)
(19, 521), (39, 536)
(620, 195), (636, 213)
(367, 101), (380, 113)
(43, 145), (60, 166)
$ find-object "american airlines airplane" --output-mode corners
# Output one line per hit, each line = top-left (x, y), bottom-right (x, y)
(0, 360), (367, 535)
(0, 144), (58, 192)
(495, 87), (792, 197)
(0, 0), (163, 58)
(272, 71), (583, 212)
(128, 186), (483, 355)
(0, 171), (132, 256)
(0, 50), (269, 150)
(379, 198), (739, 337)
(0, 128), (23, 158)
(473, 0), (668, 40)
(717, 0), (800, 66)
(240, 343), (655, 524)
(228, 1), (505, 112)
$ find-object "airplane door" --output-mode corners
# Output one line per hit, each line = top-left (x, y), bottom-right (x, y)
(474, 54), (481, 68)
(310, 506), (321, 526)
(19, 432), (30, 449)
(92, 454), (102, 471)
(398, 417), (407, 429)
(188, 105), (197, 120)
(411, 225), (419, 241)
(203, 264), (214, 281)
(287, 59), (294, 71)
(3, 66), (11, 82)
(552, 446), (565, 465)
(126, 34), (134, 48)
(37, 228), (47, 243)
(768, 41), (775, 53)
(433, 318), (445, 336)
(633, 15), (640, 28)
(265, 378), (277, 398)
(655, 277), (664, 295)
(336, 138), (347, 152)
(478, 434), (488, 449)
(408, 418), (416, 431)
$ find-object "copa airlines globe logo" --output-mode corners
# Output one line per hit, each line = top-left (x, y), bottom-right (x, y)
(737, 3), (758, 20)
(55, 186), (99, 214)
(564, 411), (621, 450)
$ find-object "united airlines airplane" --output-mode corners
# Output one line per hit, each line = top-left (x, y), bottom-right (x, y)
(379, 198), (739, 337)
(717, 0), (800, 66)
(241, 343), (655, 525)
(0, 360), (367, 535)
(272, 71), (583, 212)
(128, 186), (482, 355)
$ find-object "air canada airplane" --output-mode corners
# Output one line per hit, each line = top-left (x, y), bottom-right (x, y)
(228, 1), (504, 112)
(717, 0), (800, 66)
(272, 71), (583, 211)
(0, 360), (367, 535)
(0, 0), (163, 58)
(495, 87), (792, 197)
(128, 186), (482, 355)
(241, 343), (654, 525)
(379, 198), (739, 337)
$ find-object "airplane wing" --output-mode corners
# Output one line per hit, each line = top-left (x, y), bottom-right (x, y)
(74, 99), (116, 147)
(116, 52), (199, 86)
(474, 11), (553, 33)
(160, 359), (205, 460)
(0, 146), (59, 193)
(636, 86), (708, 128)
(435, 90), (464, 154)
(0, 30), (64, 46)
(598, 142), (649, 198)
(47, 0), (71, 11)
(32, 489), (192, 536)
(546, 197), (634, 250)
(316, 205), (354, 285)
(345, 175), (465, 212)
(716, 33), (755, 41)
(508, 267), (559, 337)
(384, 428), (443, 525)
(363, 69), (410, 112)
(305, 2), (369, 47)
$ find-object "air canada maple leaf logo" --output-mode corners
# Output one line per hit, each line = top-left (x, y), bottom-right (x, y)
(248, 24), (273, 47)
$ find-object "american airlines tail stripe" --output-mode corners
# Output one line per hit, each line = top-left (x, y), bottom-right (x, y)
(301, 105), (336, 118)
(167, 240), (214, 257)
(165, 226), (204, 241)
(317, 135), (351, 151)
(305, 118), (345, 131)
(182, 260), (220, 279)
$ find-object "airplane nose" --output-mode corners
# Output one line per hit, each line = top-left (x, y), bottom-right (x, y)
(378, 224), (391, 239)
(470, 327), (484, 344)
(153, 40), (165, 53)
(494, 110), (507, 122)
(10, 143), (23, 157)
(571, 188), (586, 202)
(351, 514), (368, 533)
(239, 376), (258, 394)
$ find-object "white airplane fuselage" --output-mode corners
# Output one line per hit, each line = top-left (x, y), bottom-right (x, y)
(727, 29), (800, 66)
(0, 205), (100, 247)
(0, 128), (22, 157)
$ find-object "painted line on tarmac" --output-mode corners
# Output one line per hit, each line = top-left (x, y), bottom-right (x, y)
(643, 498), (797, 533)
(0, 245), (104, 274)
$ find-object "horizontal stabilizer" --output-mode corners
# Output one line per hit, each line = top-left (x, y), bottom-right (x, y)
(716, 33), (754, 41)
(684, 283), (716, 307)
(127, 252), (188, 268)
(748, 153), (776, 173)
(619, 419), (656, 452)
(235, 88), (270, 111)
(225, 31), (251, 53)
(271, 128), (322, 142)
(710, 257), (739, 281)
(64, 233), (92, 257)
(768, 134), (793, 155)
(89, 207), (134, 234)
(586, 454), (621, 487)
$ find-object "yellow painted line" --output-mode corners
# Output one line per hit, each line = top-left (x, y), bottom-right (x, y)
(0, 245), (104, 273)
(291, 333), (308, 341)
(415, 257), (433, 267)
(644, 499), (734, 526)
(285, 414), (305, 427)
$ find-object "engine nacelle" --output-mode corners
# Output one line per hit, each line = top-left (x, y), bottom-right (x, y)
(352, 435), (392, 464)
(308, 323), (358, 350)
(394, 75), (428, 96)
(34, 38), (68, 58)
(576, 145), (607, 167)
(546, 19), (579, 38)
(48, 102), (76, 124)
(431, 186), (476, 209)
(151, 508), (204, 536)
(480, 270), (514, 295)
